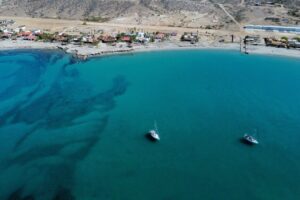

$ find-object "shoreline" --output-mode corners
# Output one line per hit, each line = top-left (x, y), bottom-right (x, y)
(0, 39), (300, 59)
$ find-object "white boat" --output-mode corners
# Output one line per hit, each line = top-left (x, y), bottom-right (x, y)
(243, 134), (259, 144)
(148, 121), (160, 141)
(149, 130), (160, 141)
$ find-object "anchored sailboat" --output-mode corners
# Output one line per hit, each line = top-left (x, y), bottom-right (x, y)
(243, 129), (259, 145)
(148, 121), (160, 141)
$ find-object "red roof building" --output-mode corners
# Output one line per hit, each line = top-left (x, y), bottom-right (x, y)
(121, 36), (132, 42)
(21, 31), (32, 37)
(155, 33), (165, 40)
(100, 35), (117, 43)
(24, 35), (37, 41)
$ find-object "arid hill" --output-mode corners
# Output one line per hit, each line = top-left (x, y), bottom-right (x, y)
(0, 0), (299, 29)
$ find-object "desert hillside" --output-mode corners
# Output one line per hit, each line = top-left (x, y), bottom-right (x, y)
(0, 0), (299, 30)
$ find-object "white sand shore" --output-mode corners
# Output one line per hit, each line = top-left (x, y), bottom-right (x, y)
(246, 45), (300, 59)
(0, 39), (299, 59)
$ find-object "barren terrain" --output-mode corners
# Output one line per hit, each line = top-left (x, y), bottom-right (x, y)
(0, 0), (299, 32)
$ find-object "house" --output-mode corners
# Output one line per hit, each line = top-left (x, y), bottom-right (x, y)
(244, 25), (300, 34)
(88, 36), (97, 43)
(24, 35), (37, 41)
(265, 17), (280, 23)
(266, 1), (275, 5)
(14, 28), (21, 33)
(181, 32), (199, 42)
(120, 35), (132, 43)
(82, 35), (98, 43)
(14, 25), (26, 33)
(55, 34), (69, 42)
(100, 35), (117, 43)
(21, 31), (32, 37)
(155, 33), (165, 40)
(264, 38), (287, 48)
(32, 29), (42, 35)
(0, 19), (15, 26)
(1, 33), (11, 39)
(288, 40), (300, 48)
(135, 32), (150, 43)
(72, 37), (81, 44)
(19, 25), (26, 32)
(2, 28), (9, 34)
(244, 35), (261, 44)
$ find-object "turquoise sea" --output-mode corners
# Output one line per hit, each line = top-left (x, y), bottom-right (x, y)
(0, 49), (300, 200)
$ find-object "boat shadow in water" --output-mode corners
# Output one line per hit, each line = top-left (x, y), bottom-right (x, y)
(145, 133), (159, 142)
(239, 138), (257, 146)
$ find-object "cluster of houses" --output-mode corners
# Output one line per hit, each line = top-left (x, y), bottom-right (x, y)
(0, 18), (202, 46)
(0, 24), (42, 41)
(54, 31), (174, 45)
(1, 19), (299, 51)
(0, 19), (15, 26)
(0, 24), (197, 46)
(0, 18), (201, 46)
(243, 35), (300, 50)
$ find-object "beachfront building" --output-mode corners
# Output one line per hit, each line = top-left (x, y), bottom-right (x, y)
(19, 25), (26, 32)
(244, 35), (261, 45)
(32, 29), (42, 35)
(1, 28), (12, 34)
(244, 25), (300, 34)
(288, 40), (300, 48)
(181, 32), (199, 43)
(24, 35), (37, 41)
(155, 32), (166, 41)
(0, 19), (15, 27)
(21, 31), (32, 37)
(100, 35), (117, 43)
(264, 37), (287, 48)
(14, 25), (26, 33)
(136, 32), (150, 43)
(120, 36), (132, 43)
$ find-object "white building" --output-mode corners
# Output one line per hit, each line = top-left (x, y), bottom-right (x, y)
(136, 32), (150, 43)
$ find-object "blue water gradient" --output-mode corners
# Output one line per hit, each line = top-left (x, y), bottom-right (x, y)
(0, 50), (300, 200)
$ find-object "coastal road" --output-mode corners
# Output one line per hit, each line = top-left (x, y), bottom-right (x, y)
(217, 4), (242, 30)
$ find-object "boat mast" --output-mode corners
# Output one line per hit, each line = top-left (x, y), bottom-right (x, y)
(154, 120), (159, 134)
(254, 128), (258, 138)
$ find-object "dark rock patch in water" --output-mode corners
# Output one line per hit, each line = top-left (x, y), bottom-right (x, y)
(0, 51), (129, 200)
(6, 188), (35, 200)
(52, 187), (75, 200)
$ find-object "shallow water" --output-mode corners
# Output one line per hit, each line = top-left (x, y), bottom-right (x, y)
(0, 50), (300, 200)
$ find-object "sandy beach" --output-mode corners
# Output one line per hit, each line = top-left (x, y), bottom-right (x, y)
(1, 39), (299, 59)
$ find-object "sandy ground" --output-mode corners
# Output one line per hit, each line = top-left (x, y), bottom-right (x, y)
(246, 45), (300, 58)
(0, 16), (239, 37)
(0, 39), (299, 59)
